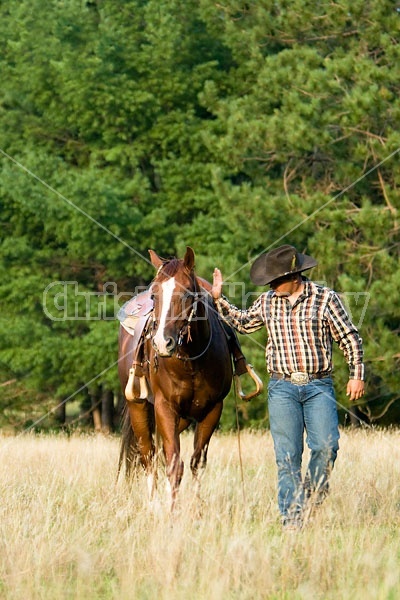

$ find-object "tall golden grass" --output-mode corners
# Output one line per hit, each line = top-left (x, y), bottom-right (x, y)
(0, 428), (399, 599)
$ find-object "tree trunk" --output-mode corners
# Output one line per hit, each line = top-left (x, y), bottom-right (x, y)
(101, 389), (114, 434)
(91, 391), (102, 432)
(54, 401), (66, 426)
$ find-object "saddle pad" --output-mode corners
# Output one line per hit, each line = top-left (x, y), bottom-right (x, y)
(117, 290), (153, 336)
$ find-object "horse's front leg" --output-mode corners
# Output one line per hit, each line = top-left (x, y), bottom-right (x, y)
(155, 401), (184, 511)
(190, 401), (223, 484)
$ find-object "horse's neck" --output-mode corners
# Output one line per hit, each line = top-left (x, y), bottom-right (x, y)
(191, 293), (212, 339)
(196, 275), (212, 294)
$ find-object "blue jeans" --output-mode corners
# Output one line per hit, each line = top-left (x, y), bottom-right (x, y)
(267, 377), (340, 520)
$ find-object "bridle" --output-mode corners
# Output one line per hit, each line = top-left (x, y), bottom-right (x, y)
(177, 291), (199, 345)
(176, 291), (213, 361)
(151, 284), (213, 362)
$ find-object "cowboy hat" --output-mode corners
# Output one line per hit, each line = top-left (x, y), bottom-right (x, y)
(250, 245), (317, 286)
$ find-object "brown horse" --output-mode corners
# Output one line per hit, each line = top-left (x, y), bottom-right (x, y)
(118, 246), (233, 509)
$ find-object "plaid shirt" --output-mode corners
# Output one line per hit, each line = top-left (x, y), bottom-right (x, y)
(215, 280), (364, 380)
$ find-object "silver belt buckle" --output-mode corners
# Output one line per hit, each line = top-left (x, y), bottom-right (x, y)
(290, 372), (309, 385)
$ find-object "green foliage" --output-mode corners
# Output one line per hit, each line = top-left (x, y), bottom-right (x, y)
(0, 0), (399, 430)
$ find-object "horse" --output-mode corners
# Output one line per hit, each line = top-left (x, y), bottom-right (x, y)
(118, 246), (234, 509)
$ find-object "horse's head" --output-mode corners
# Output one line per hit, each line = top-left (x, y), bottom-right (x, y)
(149, 246), (200, 357)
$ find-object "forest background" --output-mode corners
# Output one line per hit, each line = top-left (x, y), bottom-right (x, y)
(0, 0), (398, 433)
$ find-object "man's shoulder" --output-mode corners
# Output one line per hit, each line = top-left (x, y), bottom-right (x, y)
(261, 290), (274, 302)
(307, 281), (338, 302)
(308, 280), (334, 295)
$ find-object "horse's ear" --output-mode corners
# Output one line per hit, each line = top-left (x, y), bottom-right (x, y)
(149, 249), (164, 269)
(184, 246), (195, 271)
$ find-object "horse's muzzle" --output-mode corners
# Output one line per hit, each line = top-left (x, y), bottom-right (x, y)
(152, 335), (176, 357)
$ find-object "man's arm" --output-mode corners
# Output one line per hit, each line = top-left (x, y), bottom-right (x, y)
(328, 291), (365, 402)
(211, 268), (265, 334)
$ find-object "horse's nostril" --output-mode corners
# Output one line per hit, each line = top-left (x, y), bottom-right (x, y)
(165, 337), (175, 351)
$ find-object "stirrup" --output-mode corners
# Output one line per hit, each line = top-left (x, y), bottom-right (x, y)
(234, 364), (264, 402)
(125, 368), (148, 401)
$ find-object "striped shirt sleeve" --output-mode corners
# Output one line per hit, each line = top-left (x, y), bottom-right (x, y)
(326, 291), (365, 380)
(214, 295), (265, 334)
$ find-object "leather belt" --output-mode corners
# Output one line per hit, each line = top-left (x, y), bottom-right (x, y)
(270, 371), (331, 385)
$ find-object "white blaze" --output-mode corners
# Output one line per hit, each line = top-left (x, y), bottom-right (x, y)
(153, 277), (175, 354)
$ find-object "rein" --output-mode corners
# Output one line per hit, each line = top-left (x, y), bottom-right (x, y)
(176, 292), (213, 362)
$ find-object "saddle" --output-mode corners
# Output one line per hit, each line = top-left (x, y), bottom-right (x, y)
(117, 291), (154, 402)
(117, 288), (263, 402)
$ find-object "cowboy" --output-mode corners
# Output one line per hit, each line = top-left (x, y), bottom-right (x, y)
(211, 244), (365, 529)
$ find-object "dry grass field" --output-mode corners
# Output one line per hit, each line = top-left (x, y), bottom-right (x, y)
(0, 428), (399, 599)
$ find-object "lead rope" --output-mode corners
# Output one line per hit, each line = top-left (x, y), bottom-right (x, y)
(234, 384), (246, 505)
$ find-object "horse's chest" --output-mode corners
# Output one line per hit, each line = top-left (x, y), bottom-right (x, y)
(187, 371), (219, 412)
(172, 370), (214, 413)
(153, 360), (227, 418)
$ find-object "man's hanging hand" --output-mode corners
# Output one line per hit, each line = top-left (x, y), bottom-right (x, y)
(347, 379), (365, 402)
